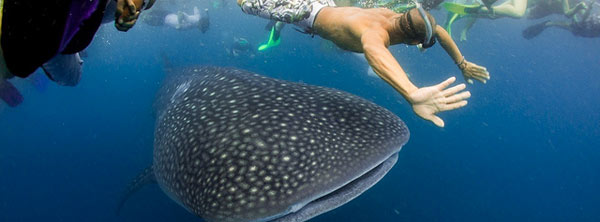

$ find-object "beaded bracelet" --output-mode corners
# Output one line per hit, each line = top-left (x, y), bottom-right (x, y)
(456, 57), (467, 70)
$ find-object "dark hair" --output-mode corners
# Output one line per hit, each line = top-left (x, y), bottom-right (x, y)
(397, 8), (437, 44)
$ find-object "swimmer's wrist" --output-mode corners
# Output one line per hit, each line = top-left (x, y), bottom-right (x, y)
(456, 57), (467, 70)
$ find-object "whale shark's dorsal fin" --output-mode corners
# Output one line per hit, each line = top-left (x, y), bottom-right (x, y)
(116, 166), (157, 215)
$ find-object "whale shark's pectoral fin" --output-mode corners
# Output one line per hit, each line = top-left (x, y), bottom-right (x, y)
(116, 166), (157, 215)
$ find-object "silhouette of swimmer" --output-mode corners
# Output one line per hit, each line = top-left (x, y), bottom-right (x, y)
(230, 37), (256, 58)
(164, 7), (210, 32)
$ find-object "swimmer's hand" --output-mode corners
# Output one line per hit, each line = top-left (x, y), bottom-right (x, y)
(575, 2), (588, 11)
(408, 77), (470, 127)
(115, 0), (142, 31)
(459, 60), (489, 84)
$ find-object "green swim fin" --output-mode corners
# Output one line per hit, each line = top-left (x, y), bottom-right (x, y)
(444, 12), (461, 36)
(258, 26), (281, 51)
(443, 2), (481, 15)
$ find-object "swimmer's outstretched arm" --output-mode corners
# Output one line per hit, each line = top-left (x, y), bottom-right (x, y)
(361, 28), (470, 127)
(362, 30), (418, 98)
(435, 25), (490, 84)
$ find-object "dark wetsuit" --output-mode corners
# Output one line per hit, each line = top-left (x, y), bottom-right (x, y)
(572, 2), (600, 37)
(526, 0), (564, 19)
(1, 0), (109, 78)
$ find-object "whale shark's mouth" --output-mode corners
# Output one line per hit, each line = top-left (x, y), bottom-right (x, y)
(270, 153), (400, 222)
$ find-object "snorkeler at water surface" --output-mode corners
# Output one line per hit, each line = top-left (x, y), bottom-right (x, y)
(238, 0), (490, 127)
(257, 0), (444, 51)
(523, 0), (600, 39)
(443, 0), (590, 40)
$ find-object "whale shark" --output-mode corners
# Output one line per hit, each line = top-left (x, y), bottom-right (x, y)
(118, 66), (409, 222)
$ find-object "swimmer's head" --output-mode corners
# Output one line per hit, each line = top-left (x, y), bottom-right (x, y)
(397, 8), (437, 48)
(234, 38), (251, 50)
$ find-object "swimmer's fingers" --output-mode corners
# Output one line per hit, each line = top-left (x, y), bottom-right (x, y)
(435, 76), (457, 91)
(125, 0), (138, 13)
(115, 0), (125, 17)
(440, 100), (468, 112)
(472, 75), (489, 84)
(464, 62), (490, 84)
(461, 72), (476, 84)
(115, 0), (135, 18)
(470, 68), (490, 83)
(115, 0), (141, 31)
(425, 114), (445, 128)
(414, 107), (445, 127)
(441, 83), (466, 97)
(116, 18), (139, 31)
(442, 91), (471, 106)
(115, 11), (140, 31)
(469, 62), (489, 76)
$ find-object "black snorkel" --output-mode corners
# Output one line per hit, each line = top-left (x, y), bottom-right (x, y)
(142, 0), (157, 10)
(412, 0), (436, 49)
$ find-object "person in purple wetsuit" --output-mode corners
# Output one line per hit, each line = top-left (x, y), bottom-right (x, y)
(0, 0), (156, 107)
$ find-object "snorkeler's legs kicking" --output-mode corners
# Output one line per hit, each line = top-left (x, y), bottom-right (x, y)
(238, 0), (335, 31)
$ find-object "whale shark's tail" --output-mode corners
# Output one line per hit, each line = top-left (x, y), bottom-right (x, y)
(116, 166), (157, 215)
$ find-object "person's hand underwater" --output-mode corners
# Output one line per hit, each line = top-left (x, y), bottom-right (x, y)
(115, 0), (142, 31)
(459, 60), (490, 84)
(575, 2), (588, 11)
(407, 77), (471, 127)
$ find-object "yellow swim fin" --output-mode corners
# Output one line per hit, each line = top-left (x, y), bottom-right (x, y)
(443, 2), (480, 16)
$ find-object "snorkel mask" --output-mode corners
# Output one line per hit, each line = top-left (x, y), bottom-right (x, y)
(141, 0), (156, 10)
(411, 0), (436, 49)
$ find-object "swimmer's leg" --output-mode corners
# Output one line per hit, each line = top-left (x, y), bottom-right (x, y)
(522, 20), (573, 39)
(444, 12), (461, 36)
(259, 21), (285, 51)
(522, 21), (548, 39)
(460, 16), (477, 41)
(544, 21), (573, 32)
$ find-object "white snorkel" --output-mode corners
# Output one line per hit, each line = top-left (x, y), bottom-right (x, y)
(411, 0), (435, 52)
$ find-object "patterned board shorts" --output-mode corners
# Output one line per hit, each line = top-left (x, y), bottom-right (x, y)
(240, 0), (336, 30)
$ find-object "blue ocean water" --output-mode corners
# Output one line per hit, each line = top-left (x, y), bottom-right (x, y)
(1, 2), (599, 222)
